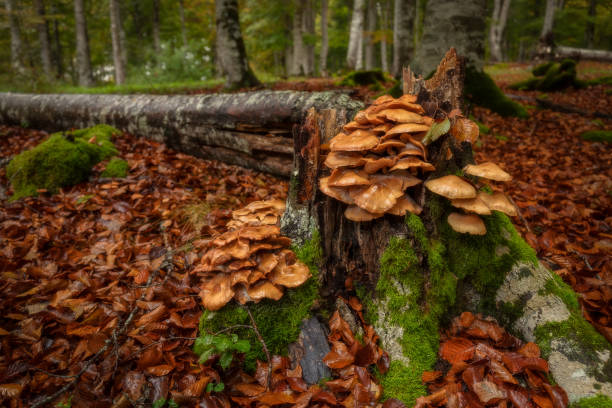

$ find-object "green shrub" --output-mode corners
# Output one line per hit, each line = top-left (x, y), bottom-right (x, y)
(580, 130), (612, 143)
(6, 125), (119, 200)
(101, 157), (129, 178)
(510, 59), (581, 91)
(465, 66), (528, 118)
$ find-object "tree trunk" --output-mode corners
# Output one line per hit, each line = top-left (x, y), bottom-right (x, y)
(281, 48), (612, 404)
(356, 30), (364, 70)
(74, 0), (93, 86)
(555, 45), (612, 62)
(110, 0), (126, 85)
(320, 0), (329, 77)
(347, 0), (366, 70)
(179, 0), (188, 48)
(215, 0), (260, 89)
(379, 0), (389, 73)
(392, 0), (415, 78)
(290, 0), (306, 76)
(0, 91), (361, 177)
(5, 0), (24, 73)
(34, 0), (53, 78)
(302, 0), (315, 76)
(584, 0), (596, 49)
(489, 0), (512, 63)
(413, 0), (486, 75)
(152, 0), (161, 53)
(540, 0), (556, 41)
(51, 0), (63, 77)
(364, 0), (376, 70)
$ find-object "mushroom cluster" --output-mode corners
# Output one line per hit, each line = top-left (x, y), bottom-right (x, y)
(424, 162), (517, 235)
(320, 94), (435, 221)
(196, 200), (310, 311)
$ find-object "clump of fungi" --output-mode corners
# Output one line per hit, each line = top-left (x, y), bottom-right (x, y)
(319, 94), (517, 235)
(195, 199), (311, 311)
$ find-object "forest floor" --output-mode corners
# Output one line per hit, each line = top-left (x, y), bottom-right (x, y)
(0, 72), (610, 406)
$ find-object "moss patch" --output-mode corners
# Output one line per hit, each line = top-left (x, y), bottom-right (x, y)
(340, 69), (388, 87)
(580, 130), (612, 143)
(101, 157), (129, 178)
(197, 231), (322, 372)
(510, 59), (582, 92)
(571, 395), (612, 408)
(465, 66), (528, 118)
(6, 124), (119, 200)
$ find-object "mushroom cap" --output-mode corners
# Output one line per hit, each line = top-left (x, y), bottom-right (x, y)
(257, 252), (279, 274)
(247, 281), (284, 302)
(451, 196), (492, 215)
(329, 130), (379, 152)
(450, 117), (480, 144)
(270, 259), (311, 288)
(397, 146), (425, 159)
(478, 191), (517, 217)
(199, 274), (235, 311)
(388, 195), (423, 216)
(385, 123), (431, 136)
(239, 225), (281, 242)
(370, 171), (422, 190)
(230, 269), (251, 286)
(233, 199), (285, 216)
(354, 111), (369, 124)
(370, 140), (406, 154)
(447, 212), (487, 235)
(328, 168), (370, 187)
(343, 121), (370, 132)
(364, 111), (385, 125)
(377, 109), (425, 124)
(351, 183), (403, 213)
(362, 157), (396, 174)
(463, 162), (512, 182)
(372, 123), (393, 135)
(390, 157), (436, 172)
(319, 177), (355, 204)
(373, 94), (395, 105)
(344, 205), (384, 222)
(324, 151), (365, 169)
(424, 175), (477, 199)
(398, 94), (418, 104)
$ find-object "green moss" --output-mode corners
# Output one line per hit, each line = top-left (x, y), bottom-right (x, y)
(571, 395), (612, 408)
(340, 69), (387, 87)
(386, 81), (402, 98)
(581, 130), (612, 143)
(543, 274), (580, 312)
(101, 157), (129, 178)
(6, 125), (119, 200)
(532, 62), (555, 76)
(510, 59), (581, 92)
(465, 66), (528, 118)
(497, 300), (525, 328)
(197, 231), (322, 372)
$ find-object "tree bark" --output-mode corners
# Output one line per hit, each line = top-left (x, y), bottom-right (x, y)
(584, 0), (596, 48)
(356, 29), (364, 70)
(319, 0), (329, 77)
(290, 0), (306, 76)
(379, 0), (389, 73)
(281, 48), (612, 403)
(303, 0), (316, 76)
(488, 0), (512, 62)
(0, 91), (361, 177)
(540, 0), (556, 40)
(215, 0), (260, 89)
(34, 0), (53, 78)
(365, 0), (376, 70)
(555, 45), (612, 62)
(392, 0), (415, 78)
(110, 0), (126, 85)
(74, 0), (93, 87)
(152, 0), (161, 53)
(347, 0), (366, 70)
(50, 0), (63, 77)
(5, 0), (24, 73)
(179, 0), (188, 48)
(413, 0), (486, 75)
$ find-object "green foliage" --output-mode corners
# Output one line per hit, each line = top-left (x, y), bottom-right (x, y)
(571, 395), (612, 408)
(193, 332), (251, 369)
(76, 194), (94, 205)
(6, 125), (119, 200)
(465, 66), (528, 118)
(340, 69), (390, 90)
(101, 157), (129, 178)
(153, 398), (179, 408)
(580, 130), (612, 143)
(422, 119), (450, 145)
(206, 382), (225, 393)
(56, 395), (73, 408)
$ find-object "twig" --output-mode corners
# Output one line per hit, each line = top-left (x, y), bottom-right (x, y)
(244, 305), (271, 390)
(32, 368), (77, 379)
(214, 324), (255, 335)
(570, 249), (593, 271)
(507, 195), (532, 235)
(135, 336), (198, 355)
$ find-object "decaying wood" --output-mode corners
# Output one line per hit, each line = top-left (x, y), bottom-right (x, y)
(0, 91), (363, 177)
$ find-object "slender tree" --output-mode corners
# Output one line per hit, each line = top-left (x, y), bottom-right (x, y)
(584, 0), (596, 48)
(347, 0), (366, 69)
(413, 0), (486, 74)
(74, 0), (93, 86)
(392, 0), (415, 78)
(365, 0), (376, 70)
(34, 0), (53, 78)
(50, 0), (63, 76)
(290, 0), (306, 76)
(179, 0), (188, 47)
(319, 0), (329, 76)
(215, 0), (260, 88)
(540, 0), (556, 40)
(378, 0), (389, 72)
(488, 0), (512, 62)
(303, 0), (315, 75)
(152, 0), (161, 52)
(5, 0), (24, 73)
(110, 0), (125, 85)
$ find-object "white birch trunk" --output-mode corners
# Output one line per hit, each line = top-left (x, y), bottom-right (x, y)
(34, 0), (53, 78)
(347, 0), (366, 70)
(291, 0), (306, 76)
(392, 0), (415, 78)
(74, 0), (93, 86)
(488, 0), (511, 62)
(110, 0), (126, 85)
(540, 0), (556, 40)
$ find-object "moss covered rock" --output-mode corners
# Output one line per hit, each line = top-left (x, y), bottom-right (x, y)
(465, 66), (528, 118)
(510, 59), (582, 92)
(6, 124), (120, 200)
(101, 157), (129, 178)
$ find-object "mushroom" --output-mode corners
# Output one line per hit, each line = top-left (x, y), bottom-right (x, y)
(324, 151), (365, 169)
(199, 274), (235, 311)
(450, 117), (480, 144)
(447, 212), (487, 235)
(269, 255), (311, 288)
(344, 205), (384, 222)
(384, 123), (431, 137)
(319, 177), (355, 204)
(328, 168), (370, 187)
(390, 157), (436, 172)
(424, 175), (477, 199)
(370, 171), (422, 190)
(247, 281), (284, 302)
(373, 94), (395, 105)
(377, 109), (426, 124)
(463, 162), (512, 182)
(362, 157), (396, 174)
(451, 196), (492, 215)
(388, 195), (423, 216)
(478, 192), (517, 217)
(329, 130), (380, 152)
(351, 183), (403, 214)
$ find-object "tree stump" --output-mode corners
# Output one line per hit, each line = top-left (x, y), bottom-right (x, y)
(282, 49), (612, 404)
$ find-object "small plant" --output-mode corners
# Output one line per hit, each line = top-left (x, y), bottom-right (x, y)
(76, 194), (94, 205)
(56, 395), (72, 408)
(193, 332), (251, 370)
(152, 398), (179, 408)
(205, 381), (225, 393)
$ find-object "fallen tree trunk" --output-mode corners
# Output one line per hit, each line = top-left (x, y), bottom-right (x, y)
(281, 49), (612, 404)
(0, 91), (363, 177)
(556, 45), (612, 62)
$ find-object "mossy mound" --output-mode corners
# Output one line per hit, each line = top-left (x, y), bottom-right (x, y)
(6, 124), (120, 200)
(580, 130), (612, 143)
(571, 395), (612, 408)
(196, 232), (322, 372)
(510, 59), (582, 92)
(465, 66), (528, 118)
(340, 69), (391, 91)
(101, 157), (129, 178)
